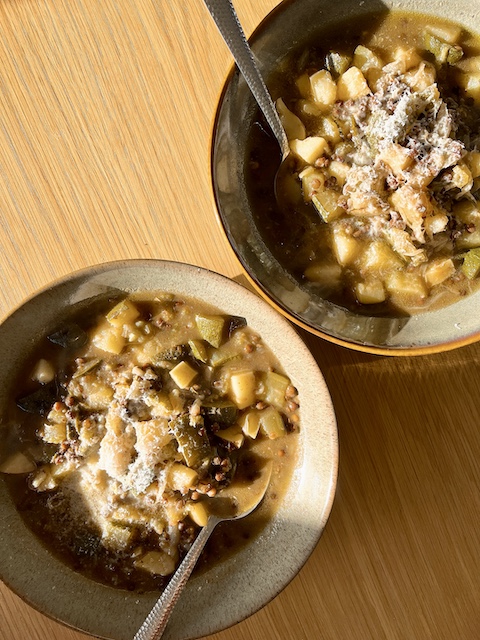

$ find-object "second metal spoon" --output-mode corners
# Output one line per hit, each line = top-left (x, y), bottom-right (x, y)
(203, 0), (289, 158)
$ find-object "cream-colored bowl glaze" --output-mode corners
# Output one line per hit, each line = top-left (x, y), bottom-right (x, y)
(211, 0), (480, 355)
(0, 260), (338, 640)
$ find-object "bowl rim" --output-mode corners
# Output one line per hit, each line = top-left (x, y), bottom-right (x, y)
(0, 258), (338, 640)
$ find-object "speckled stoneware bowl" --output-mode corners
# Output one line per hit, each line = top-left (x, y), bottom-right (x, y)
(0, 260), (337, 640)
(211, 0), (480, 355)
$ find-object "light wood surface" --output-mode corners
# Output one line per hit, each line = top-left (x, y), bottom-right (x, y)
(0, 1), (479, 639)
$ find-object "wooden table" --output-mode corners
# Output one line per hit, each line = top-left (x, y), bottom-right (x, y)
(0, 1), (478, 638)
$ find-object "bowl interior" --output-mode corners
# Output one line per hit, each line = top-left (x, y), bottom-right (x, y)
(211, 0), (480, 354)
(0, 259), (337, 640)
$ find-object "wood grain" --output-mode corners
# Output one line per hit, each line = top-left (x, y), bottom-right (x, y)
(0, 1), (479, 639)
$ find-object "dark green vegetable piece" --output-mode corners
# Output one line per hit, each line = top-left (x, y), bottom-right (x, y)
(155, 344), (189, 362)
(203, 400), (239, 426)
(424, 31), (463, 65)
(227, 315), (247, 338)
(48, 323), (88, 349)
(325, 51), (351, 77)
(17, 381), (58, 416)
(170, 414), (212, 467)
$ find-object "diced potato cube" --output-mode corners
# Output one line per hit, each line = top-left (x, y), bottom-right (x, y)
(239, 409), (261, 439)
(465, 152), (480, 178)
(332, 228), (361, 266)
(393, 46), (422, 71)
(187, 501), (210, 527)
(295, 73), (312, 98)
(352, 45), (383, 72)
(31, 359), (55, 384)
(386, 272), (428, 302)
(304, 262), (343, 287)
(424, 213), (448, 237)
(300, 167), (326, 201)
(92, 322), (125, 354)
(81, 377), (114, 410)
(312, 188), (344, 222)
(404, 62), (436, 92)
(106, 299), (140, 328)
(229, 370), (256, 409)
(355, 279), (386, 304)
(328, 160), (350, 186)
(101, 522), (134, 550)
(458, 56), (480, 72)
(216, 425), (245, 448)
(0, 451), (36, 474)
(425, 23), (462, 45)
(458, 72), (480, 104)
(259, 406), (286, 439)
(167, 463), (198, 494)
(309, 69), (337, 108)
(41, 421), (67, 444)
(378, 143), (413, 175)
(425, 258), (455, 286)
(290, 136), (329, 164)
(276, 98), (306, 140)
(136, 550), (176, 576)
(360, 240), (404, 276)
(336, 67), (370, 101)
(451, 163), (473, 190)
(169, 361), (198, 389)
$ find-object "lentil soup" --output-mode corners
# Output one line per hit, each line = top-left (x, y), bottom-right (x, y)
(246, 11), (480, 316)
(0, 292), (299, 592)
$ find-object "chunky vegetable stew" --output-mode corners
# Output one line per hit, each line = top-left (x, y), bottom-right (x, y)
(0, 293), (299, 591)
(247, 11), (480, 315)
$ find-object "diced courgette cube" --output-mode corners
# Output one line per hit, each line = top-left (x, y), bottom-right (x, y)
(216, 425), (245, 448)
(239, 409), (261, 439)
(312, 189), (344, 222)
(259, 406), (286, 439)
(461, 248), (480, 279)
(259, 371), (290, 409)
(106, 299), (140, 327)
(195, 314), (225, 348)
(170, 415), (212, 468)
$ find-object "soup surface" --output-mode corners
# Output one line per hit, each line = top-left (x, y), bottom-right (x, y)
(247, 11), (480, 316)
(0, 293), (299, 592)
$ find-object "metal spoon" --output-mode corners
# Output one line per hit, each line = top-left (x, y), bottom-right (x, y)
(133, 461), (273, 640)
(203, 0), (310, 216)
(202, 0), (289, 158)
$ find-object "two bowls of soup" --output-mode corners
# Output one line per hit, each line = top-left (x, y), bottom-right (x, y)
(3, 0), (480, 637)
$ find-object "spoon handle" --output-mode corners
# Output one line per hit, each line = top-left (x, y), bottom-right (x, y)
(203, 0), (289, 156)
(133, 517), (220, 640)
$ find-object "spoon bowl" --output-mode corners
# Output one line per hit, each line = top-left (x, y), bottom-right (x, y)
(134, 461), (273, 640)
